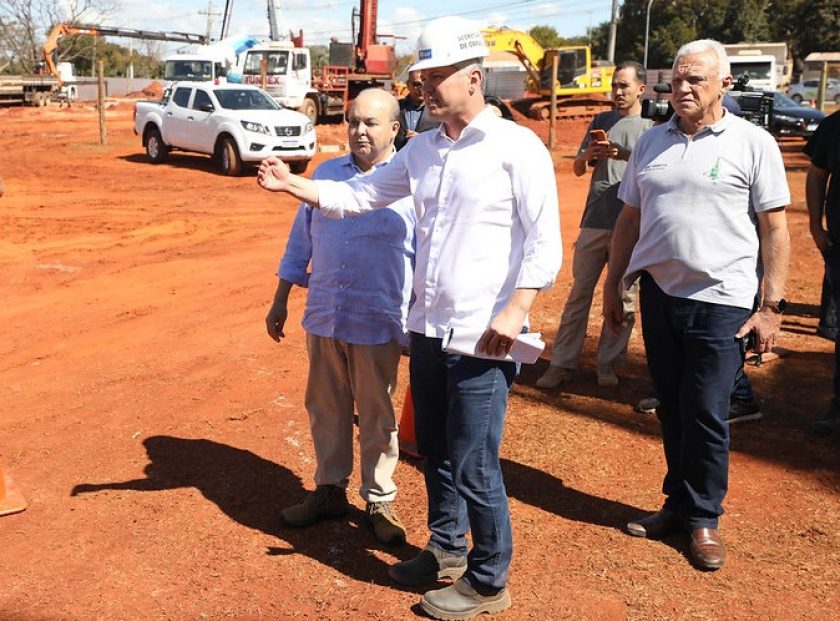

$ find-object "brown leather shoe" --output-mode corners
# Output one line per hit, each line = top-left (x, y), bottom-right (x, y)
(689, 527), (726, 570)
(626, 509), (682, 539)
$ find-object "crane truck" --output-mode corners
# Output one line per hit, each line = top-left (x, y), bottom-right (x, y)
(43, 23), (208, 88)
(239, 0), (395, 123)
(2, 23), (205, 106)
(481, 27), (615, 120)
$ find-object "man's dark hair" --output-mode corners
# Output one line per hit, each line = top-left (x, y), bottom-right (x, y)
(615, 60), (646, 85)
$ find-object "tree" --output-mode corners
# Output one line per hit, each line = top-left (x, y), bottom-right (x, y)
(528, 25), (590, 50)
(596, 0), (836, 72)
(0, 0), (115, 74)
(309, 44), (328, 68)
(529, 25), (563, 48)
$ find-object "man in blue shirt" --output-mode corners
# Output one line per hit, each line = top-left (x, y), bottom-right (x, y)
(265, 88), (416, 545)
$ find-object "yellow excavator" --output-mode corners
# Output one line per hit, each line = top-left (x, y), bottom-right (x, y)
(481, 27), (615, 120)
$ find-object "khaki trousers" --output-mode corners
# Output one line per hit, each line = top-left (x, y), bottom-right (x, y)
(305, 333), (401, 503)
(549, 227), (638, 369)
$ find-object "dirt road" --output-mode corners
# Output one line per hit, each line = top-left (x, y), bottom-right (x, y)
(0, 102), (838, 620)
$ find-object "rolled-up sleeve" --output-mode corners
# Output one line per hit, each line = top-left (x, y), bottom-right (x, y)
(278, 203), (313, 287)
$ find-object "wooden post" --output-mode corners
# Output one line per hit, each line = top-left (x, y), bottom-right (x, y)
(97, 60), (107, 145)
(260, 58), (268, 91)
(549, 52), (559, 149)
(816, 61), (828, 112)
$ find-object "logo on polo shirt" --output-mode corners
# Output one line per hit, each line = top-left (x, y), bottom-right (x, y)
(703, 157), (721, 182)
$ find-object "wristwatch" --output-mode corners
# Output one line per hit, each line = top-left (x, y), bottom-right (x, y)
(762, 298), (787, 314)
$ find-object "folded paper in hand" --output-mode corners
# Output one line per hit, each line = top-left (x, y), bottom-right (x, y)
(441, 327), (545, 364)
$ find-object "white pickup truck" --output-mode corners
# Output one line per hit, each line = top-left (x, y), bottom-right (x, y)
(134, 82), (316, 176)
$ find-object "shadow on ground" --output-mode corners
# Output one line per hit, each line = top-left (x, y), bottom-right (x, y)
(513, 342), (840, 487)
(70, 436), (420, 589)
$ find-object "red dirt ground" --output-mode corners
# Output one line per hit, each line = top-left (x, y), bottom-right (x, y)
(0, 100), (838, 621)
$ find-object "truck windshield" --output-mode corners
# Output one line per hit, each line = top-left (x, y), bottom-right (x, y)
(730, 62), (771, 81)
(214, 89), (280, 110)
(165, 60), (214, 81)
(243, 51), (289, 76)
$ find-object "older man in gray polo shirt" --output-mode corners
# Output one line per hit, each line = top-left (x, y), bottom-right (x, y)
(603, 39), (790, 571)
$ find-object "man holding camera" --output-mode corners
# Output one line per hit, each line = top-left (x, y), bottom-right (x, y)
(805, 109), (840, 434)
(537, 61), (652, 389)
(604, 39), (790, 570)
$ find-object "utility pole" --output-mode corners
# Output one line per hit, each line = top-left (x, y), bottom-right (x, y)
(607, 0), (619, 64)
(199, 0), (222, 42)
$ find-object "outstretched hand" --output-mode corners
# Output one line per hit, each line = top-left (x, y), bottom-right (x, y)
(257, 156), (291, 192)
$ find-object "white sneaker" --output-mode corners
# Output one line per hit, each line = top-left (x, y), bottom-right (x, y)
(597, 364), (619, 387)
(536, 365), (574, 388)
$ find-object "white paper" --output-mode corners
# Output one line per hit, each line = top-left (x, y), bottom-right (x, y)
(441, 327), (545, 364)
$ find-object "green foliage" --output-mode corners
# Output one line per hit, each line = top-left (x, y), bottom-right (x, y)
(528, 25), (592, 50)
(598, 0), (838, 70)
(57, 34), (162, 78)
(529, 25), (563, 48)
(309, 44), (328, 68)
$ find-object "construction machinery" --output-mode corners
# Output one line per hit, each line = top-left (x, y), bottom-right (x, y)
(43, 23), (207, 89)
(240, 0), (396, 123)
(481, 27), (615, 120)
(0, 70), (61, 107)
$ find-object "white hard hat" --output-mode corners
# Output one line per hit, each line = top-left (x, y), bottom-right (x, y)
(410, 16), (489, 72)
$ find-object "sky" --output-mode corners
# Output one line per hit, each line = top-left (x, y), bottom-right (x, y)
(104, 0), (615, 56)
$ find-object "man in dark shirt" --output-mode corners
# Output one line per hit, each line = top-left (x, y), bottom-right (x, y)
(395, 70), (438, 150)
(805, 110), (840, 434)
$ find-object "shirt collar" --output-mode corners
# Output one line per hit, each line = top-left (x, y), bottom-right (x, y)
(346, 147), (396, 175)
(433, 105), (498, 143)
(667, 108), (734, 136)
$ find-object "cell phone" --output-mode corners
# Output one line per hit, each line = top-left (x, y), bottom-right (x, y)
(589, 129), (608, 142)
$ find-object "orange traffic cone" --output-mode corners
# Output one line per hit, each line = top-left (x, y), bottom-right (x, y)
(0, 462), (27, 517)
(398, 385), (421, 458)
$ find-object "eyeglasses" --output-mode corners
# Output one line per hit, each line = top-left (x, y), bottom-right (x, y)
(409, 81), (423, 88)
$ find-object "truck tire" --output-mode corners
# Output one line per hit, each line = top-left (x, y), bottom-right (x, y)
(289, 160), (309, 175)
(145, 127), (169, 163)
(299, 98), (317, 124)
(791, 93), (803, 104)
(217, 137), (242, 176)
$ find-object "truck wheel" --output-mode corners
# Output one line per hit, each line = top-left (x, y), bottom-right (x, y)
(299, 99), (317, 124)
(289, 160), (309, 175)
(145, 127), (169, 163)
(791, 94), (803, 104)
(217, 137), (242, 176)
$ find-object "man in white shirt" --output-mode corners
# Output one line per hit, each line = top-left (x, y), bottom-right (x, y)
(257, 16), (561, 620)
(604, 39), (790, 571)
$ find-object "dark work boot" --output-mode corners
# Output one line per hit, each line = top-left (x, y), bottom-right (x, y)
(281, 484), (349, 527)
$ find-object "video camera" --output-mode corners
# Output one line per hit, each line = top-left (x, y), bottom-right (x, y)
(728, 74), (774, 131)
(640, 83), (674, 121)
(640, 75), (773, 131)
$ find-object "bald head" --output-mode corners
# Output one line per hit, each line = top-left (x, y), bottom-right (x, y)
(350, 88), (400, 124)
(347, 89), (401, 171)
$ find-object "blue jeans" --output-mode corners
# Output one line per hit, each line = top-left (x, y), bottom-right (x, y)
(823, 246), (840, 403)
(639, 273), (750, 529)
(409, 332), (517, 592)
